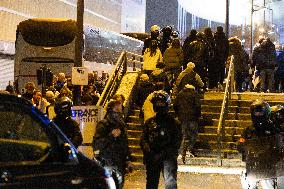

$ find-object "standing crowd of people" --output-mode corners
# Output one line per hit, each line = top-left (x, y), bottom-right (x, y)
(1, 22), (283, 189)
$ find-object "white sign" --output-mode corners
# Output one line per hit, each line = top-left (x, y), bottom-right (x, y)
(71, 105), (104, 159)
(71, 67), (89, 85)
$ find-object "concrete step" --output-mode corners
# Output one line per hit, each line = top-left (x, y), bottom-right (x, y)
(128, 112), (252, 124)
(201, 126), (245, 135)
(127, 118), (252, 131)
(127, 122), (144, 130)
(129, 140), (240, 155)
(178, 156), (245, 167)
(131, 106), (251, 115)
(194, 141), (239, 151)
(201, 99), (252, 107)
(212, 119), (251, 127)
(130, 148), (241, 165)
(204, 91), (284, 102)
(128, 137), (140, 146)
(198, 133), (241, 142)
(131, 152), (143, 162)
(202, 112), (251, 120)
(193, 148), (241, 159)
(201, 105), (250, 114)
(202, 98), (284, 107)
(127, 115), (141, 124)
(127, 129), (143, 138)
(132, 158), (245, 169)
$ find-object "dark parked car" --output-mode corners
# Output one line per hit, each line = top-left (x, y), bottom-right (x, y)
(0, 93), (116, 188)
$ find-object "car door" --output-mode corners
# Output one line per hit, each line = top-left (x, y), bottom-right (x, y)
(0, 103), (91, 188)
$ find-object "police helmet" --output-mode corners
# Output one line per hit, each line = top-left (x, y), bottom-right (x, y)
(162, 26), (173, 36)
(250, 99), (271, 122)
(55, 96), (73, 117)
(172, 31), (179, 38)
(151, 90), (171, 113)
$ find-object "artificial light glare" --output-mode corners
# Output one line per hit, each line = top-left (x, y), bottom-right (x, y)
(178, 0), (250, 25)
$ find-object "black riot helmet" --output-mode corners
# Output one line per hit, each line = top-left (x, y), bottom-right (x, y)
(250, 99), (271, 126)
(151, 90), (171, 114)
(55, 96), (73, 117)
(161, 26), (173, 38)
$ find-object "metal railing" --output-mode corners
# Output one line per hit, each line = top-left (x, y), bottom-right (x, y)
(216, 55), (234, 166)
(96, 51), (143, 109)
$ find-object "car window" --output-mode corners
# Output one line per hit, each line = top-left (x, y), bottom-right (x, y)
(0, 105), (51, 163)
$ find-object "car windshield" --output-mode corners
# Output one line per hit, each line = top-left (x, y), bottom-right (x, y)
(0, 104), (51, 163)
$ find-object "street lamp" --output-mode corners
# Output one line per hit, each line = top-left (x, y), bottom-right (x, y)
(250, 0), (273, 54)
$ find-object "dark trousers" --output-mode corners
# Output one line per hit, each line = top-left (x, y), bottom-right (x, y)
(145, 156), (178, 189)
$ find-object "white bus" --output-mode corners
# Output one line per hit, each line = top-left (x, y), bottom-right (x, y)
(14, 18), (143, 91)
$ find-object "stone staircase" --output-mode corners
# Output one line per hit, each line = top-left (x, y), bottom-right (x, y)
(126, 92), (284, 169)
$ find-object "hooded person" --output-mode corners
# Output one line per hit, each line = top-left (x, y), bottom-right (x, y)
(93, 99), (133, 189)
(140, 90), (182, 189)
(172, 62), (204, 95)
(142, 25), (161, 55)
(160, 25), (173, 54)
(174, 84), (201, 163)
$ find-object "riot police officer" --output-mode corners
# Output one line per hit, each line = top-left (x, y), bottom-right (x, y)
(241, 99), (279, 140)
(53, 97), (83, 148)
(140, 90), (182, 189)
(238, 100), (283, 189)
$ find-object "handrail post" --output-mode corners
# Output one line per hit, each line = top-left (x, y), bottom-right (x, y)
(216, 55), (234, 166)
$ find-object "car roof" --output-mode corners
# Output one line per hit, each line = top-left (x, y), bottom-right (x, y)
(0, 92), (33, 107)
(0, 92), (51, 123)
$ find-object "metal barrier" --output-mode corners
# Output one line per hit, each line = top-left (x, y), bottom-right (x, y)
(96, 51), (143, 109)
(216, 55), (234, 166)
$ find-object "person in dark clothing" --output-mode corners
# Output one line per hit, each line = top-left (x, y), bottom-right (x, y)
(186, 32), (208, 86)
(238, 100), (281, 189)
(53, 97), (83, 148)
(172, 62), (204, 96)
(136, 74), (155, 108)
(228, 37), (248, 92)
(240, 99), (278, 141)
(203, 27), (216, 89)
(142, 25), (161, 55)
(274, 50), (284, 92)
(253, 38), (277, 92)
(173, 84), (201, 163)
(160, 25), (173, 55)
(140, 90), (182, 189)
(182, 29), (198, 67)
(270, 104), (284, 131)
(93, 99), (132, 189)
(212, 26), (229, 88)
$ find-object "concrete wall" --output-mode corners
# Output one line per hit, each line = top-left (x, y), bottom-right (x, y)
(145, 0), (178, 32)
(0, 0), (145, 43)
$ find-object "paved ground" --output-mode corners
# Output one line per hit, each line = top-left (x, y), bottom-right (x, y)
(124, 170), (243, 189)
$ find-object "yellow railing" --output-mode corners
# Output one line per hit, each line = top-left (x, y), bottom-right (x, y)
(216, 55), (234, 166)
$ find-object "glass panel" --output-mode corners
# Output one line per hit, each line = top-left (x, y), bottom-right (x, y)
(0, 105), (50, 162)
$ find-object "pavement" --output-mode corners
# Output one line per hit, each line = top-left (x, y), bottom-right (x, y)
(124, 169), (243, 189)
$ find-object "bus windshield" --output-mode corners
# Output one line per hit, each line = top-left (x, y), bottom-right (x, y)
(17, 19), (76, 47)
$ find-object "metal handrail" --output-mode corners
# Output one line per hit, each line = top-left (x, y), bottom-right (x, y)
(216, 55), (234, 166)
(96, 51), (143, 109)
